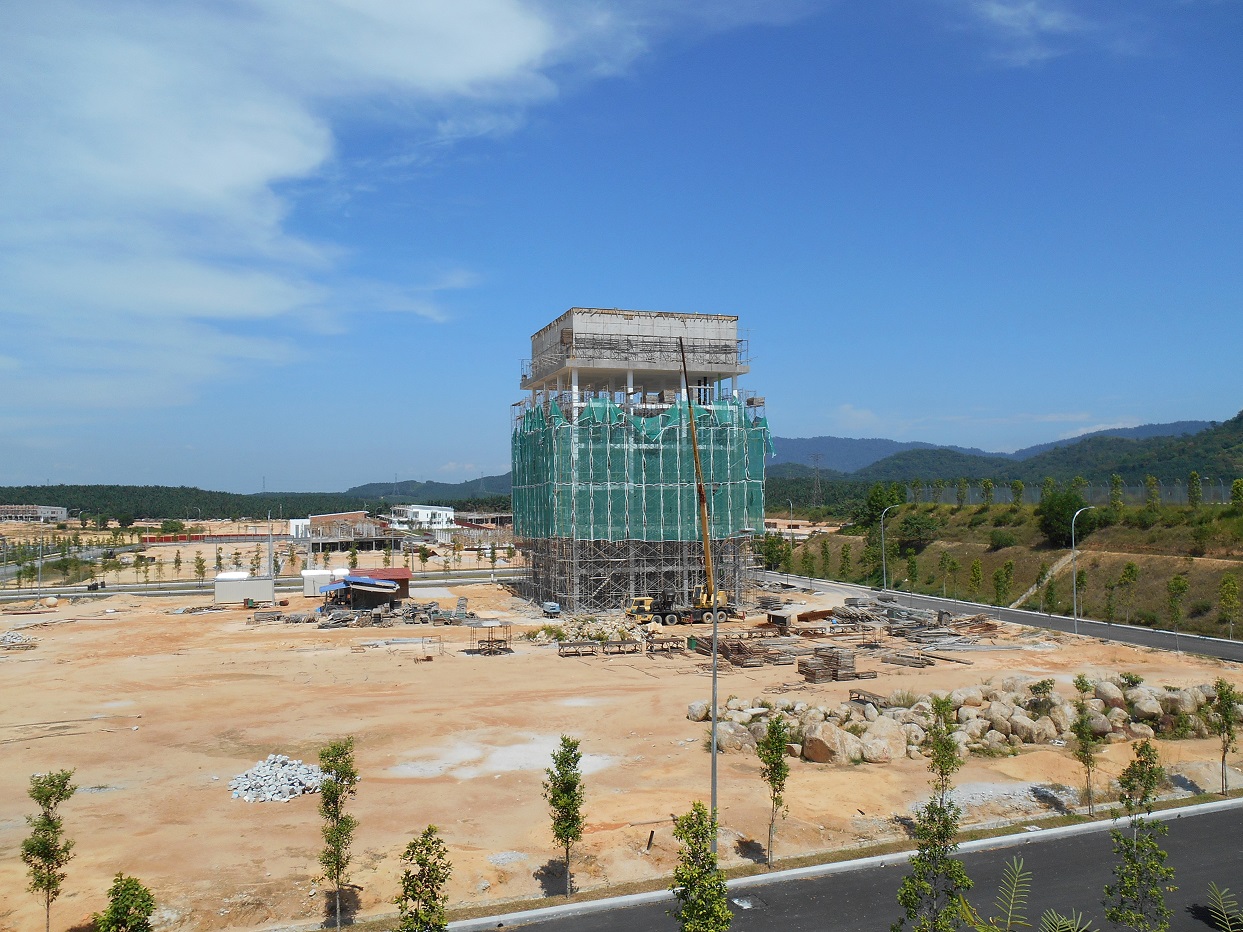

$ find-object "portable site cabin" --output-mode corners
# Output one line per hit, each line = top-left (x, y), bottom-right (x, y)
(301, 569), (331, 596)
(213, 572), (276, 605)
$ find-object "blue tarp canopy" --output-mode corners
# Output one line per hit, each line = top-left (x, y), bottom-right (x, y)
(320, 582), (347, 593)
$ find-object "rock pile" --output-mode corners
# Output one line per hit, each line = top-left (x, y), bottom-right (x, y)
(230, 754), (325, 803)
(687, 673), (1241, 767)
(1, 631), (35, 645)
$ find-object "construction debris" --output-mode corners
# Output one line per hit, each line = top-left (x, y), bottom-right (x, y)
(229, 755), (325, 803)
(1, 631), (37, 650)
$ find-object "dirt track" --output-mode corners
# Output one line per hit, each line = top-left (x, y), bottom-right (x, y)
(1, 584), (1238, 930)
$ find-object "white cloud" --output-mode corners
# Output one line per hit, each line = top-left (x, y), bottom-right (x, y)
(0, 1), (813, 420)
(949, 0), (1090, 64)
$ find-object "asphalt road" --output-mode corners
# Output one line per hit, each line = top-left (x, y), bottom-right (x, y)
(497, 804), (1243, 931)
(769, 573), (1243, 665)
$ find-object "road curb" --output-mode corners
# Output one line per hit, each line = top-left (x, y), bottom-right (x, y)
(448, 795), (1243, 930)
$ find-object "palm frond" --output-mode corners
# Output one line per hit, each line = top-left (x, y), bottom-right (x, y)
(994, 857), (1032, 929)
(1038, 908), (1098, 932)
(1209, 882), (1243, 932)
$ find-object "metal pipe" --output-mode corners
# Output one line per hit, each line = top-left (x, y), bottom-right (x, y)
(880, 504), (900, 590)
(679, 336), (719, 852)
(1071, 505), (1095, 635)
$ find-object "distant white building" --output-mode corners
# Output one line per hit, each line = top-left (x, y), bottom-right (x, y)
(0, 505), (68, 523)
(288, 518), (311, 538)
(388, 505), (455, 531)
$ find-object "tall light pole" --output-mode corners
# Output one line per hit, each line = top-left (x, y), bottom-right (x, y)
(880, 503), (900, 590)
(1071, 505), (1095, 635)
(787, 499), (794, 585)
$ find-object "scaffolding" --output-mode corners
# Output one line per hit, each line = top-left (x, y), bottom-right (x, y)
(512, 393), (771, 612)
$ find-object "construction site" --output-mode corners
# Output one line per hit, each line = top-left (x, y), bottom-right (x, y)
(512, 308), (771, 612)
(2, 310), (1242, 931)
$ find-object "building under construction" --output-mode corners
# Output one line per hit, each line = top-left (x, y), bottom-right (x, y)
(512, 308), (771, 612)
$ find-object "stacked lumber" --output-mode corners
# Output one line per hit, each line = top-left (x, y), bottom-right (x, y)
(882, 649), (934, 668)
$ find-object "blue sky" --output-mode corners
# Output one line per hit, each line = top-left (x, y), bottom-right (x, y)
(2, 1), (1239, 492)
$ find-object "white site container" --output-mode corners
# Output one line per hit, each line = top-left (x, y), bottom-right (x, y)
(301, 569), (332, 597)
(213, 574), (276, 605)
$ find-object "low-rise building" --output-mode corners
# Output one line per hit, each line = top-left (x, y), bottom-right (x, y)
(0, 504), (68, 523)
(388, 504), (455, 531)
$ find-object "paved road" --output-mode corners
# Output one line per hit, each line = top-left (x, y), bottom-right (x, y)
(768, 572), (1243, 665)
(491, 804), (1243, 931)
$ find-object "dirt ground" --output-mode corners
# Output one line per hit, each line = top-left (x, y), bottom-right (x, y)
(1, 583), (1239, 931)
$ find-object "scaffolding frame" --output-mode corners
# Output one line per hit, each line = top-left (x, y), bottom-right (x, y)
(515, 536), (762, 614)
(511, 393), (770, 613)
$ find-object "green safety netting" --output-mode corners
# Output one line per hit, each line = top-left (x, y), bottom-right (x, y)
(512, 396), (771, 542)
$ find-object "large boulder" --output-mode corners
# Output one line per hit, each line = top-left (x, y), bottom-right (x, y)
(1032, 716), (1058, 745)
(957, 706), (979, 724)
(984, 709), (1012, 737)
(902, 723), (926, 746)
(725, 711), (752, 726)
(1125, 723), (1156, 741)
(964, 719), (990, 741)
(726, 697), (747, 711)
(985, 729), (1008, 749)
(1002, 675), (1036, 694)
(1009, 713), (1038, 744)
(861, 739), (892, 764)
(1186, 687), (1207, 710)
(950, 731), (971, 760)
(865, 715), (909, 759)
(749, 722), (768, 742)
(1124, 687), (1155, 706)
(715, 722), (757, 752)
(1198, 683), (1219, 702)
(1159, 690), (1198, 716)
(687, 701), (709, 722)
(949, 686), (985, 708)
(800, 708), (826, 730)
(1087, 711), (1113, 737)
(1095, 681), (1126, 709)
(1106, 707), (1130, 726)
(802, 722), (864, 764)
(862, 703), (879, 723)
(785, 742), (802, 758)
(1132, 698), (1163, 721)
(1048, 703), (1073, 735)
(1084, 698), (1106, 714)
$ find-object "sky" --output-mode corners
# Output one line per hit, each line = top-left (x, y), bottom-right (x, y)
(2, 0), (1240, 493)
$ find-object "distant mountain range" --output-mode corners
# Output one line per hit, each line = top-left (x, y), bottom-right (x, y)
(351, 416), (1238, 499)
(10, 416), (1230, 521)
(770, 421), (1213, 472)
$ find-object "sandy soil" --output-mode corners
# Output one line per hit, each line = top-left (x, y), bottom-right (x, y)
(1, 584), (1239, 931)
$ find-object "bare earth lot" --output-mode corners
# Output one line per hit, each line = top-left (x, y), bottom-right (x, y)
(2, 583), (1240, 931)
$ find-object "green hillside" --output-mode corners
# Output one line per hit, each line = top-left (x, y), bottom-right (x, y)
(783, 498), (1243, 637)
(852, 410), (1243, 484)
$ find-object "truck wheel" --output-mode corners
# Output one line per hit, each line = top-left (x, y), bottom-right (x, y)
(714, 610), (728, 624)
(664, 613), (679, 626)
(701, 610), (714, 624)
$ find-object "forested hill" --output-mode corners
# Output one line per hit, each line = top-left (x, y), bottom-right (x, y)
(770, 420), (1211, 471)
(0, 484), (508, 522)
(345, 473), (511, 501)
(855, 411), (1243, 483)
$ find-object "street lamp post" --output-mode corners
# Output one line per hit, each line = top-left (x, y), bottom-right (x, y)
(880, 503), (900, 590)
(1071, 505), (1096, 635)
(787, 499), (794, 585)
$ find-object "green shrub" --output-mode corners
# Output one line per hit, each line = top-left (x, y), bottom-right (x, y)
(968, 512), (989, 528)
(1118, 672), (1144, 688)
(989, 529), (1017, 551)
(1189, 599), (1213, 618)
